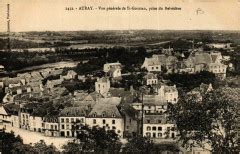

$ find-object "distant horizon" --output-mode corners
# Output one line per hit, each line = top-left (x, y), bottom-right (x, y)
(1, 29), (240, 33)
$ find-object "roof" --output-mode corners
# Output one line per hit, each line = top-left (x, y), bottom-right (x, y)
(152, 54), (167, 64)
(104, 62), (121, 66)
(108, 88), (137, 103)
(3, 103), (20, 115)
(145, 58), (161, 66)
(143, 95), (167, 106)
(88, 97), (122, 118)
(193, 53), (212, 64)
(59, 107), (87, 117)
(3, 78), (22, 86)
(143, 115), (174, 124)
(96, 77), (109, 83)
(9, 85), (31, 92)
(163, 85), (177, 93)
(144, 73), (158, 80)
(166, 56), (178, 65)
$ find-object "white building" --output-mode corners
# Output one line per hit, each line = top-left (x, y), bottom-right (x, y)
(143, 73), (158, 86)
(143, 115), (177, 139)
(43, 117), (59, 137)
(59, 107), (87, 137)
(29, 116), (43, 132)
(95, 77), (110, 97)
(141, 57), (161, 72)
(132, 95), (168, 114)
(104, 62), (122, 78)
(154, 84), (178, 104)
(86, 97), (124, 137)
(61, 70), (77, 80)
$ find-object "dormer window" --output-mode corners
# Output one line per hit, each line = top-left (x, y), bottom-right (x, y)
(102, 112), (106, 117)
(112, 113), (115, 117)
(93, 112), (97, 117)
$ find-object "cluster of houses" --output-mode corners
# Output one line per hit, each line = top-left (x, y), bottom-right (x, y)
(0, 46), (231, 153)
(0, 60), (182, 142)
(141, 50), (229, 79)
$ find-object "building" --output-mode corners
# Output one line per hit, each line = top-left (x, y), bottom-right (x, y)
(46, 78), (64, 89)
(0, 65), (4, 73)
(7, 85), (32, 96)
(143, 73), (158, 86)
(131, 95), (168, 115)
(29, 115), (44, 132)
(104, 62), (122, 78)
(154, 84), (178, 104)
(0, 78), (3, 89)
(141, 57), (161, 72)
(59, 107), (87, 137)
(86, 97), (124, 137)
(42, 117), (59, 137)
(95, 77), (110, 97)
(143, 115), (177, 139)
(183, 52), (227, 79)
(120, 104), (141, 137)
(61, 70), (77, 80)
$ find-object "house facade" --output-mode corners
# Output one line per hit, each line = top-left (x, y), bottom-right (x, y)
(95, 77), (110, 97)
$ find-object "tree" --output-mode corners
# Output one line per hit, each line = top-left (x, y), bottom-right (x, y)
(63, 125), (122, 152)
(62, 139), (83, 153)
(31, 140), (58, 153)
(0, 130), (23, 153)
(122, 135), (154, 153)
(167, 87), (240, 153)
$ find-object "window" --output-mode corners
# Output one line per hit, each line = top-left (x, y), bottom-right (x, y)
(112, 113), (115, 117)
(102, 112), (105, 117)
(61, 125), (65, 129)
(61, 118), (64, 123)
(158, 127), (162, 131)
(51, 125), (53, 130)
(112, 120), (115, 124)
(158, 133), (162, 138)
(147, 120), (150, 123)
(71, 118), (74, 123)
(93, 119), (96, 124)
(152, 127), (156, 131)
(167, 127), (170, 131)
(152, 67), (154, 70)
(147, 126), (151, 131)
(66, 124), (69, 129)
(66, 118), (69, 123)
(112, 126), (116, 130)
(55, 125), (57, 130)
(93, 113), (96, 117)
(103, 119), (106, 124)
(146, 132), (151, 137)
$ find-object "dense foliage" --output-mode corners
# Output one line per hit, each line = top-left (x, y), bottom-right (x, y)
(167, 87), (240, 153)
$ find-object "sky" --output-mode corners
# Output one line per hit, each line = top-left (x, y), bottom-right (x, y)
(0, 0), (240, 32)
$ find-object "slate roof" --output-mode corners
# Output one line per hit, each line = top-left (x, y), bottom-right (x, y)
(143, 95), (167, 106)
(97, 77), (109, 83)
(144, 73), (158, 80)
(88, 97), (122, 118)
(152, 54), (167, 64)
(4, 103), (20, 115)
(145, 58), (161, 66)
(59, 107), (87, 117)
(194, 53), (212, 64)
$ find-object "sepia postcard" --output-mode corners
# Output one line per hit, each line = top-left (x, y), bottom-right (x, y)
(0, 0), (239, 153)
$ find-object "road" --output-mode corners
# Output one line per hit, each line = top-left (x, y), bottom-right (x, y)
(4, 124), (73, 151)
